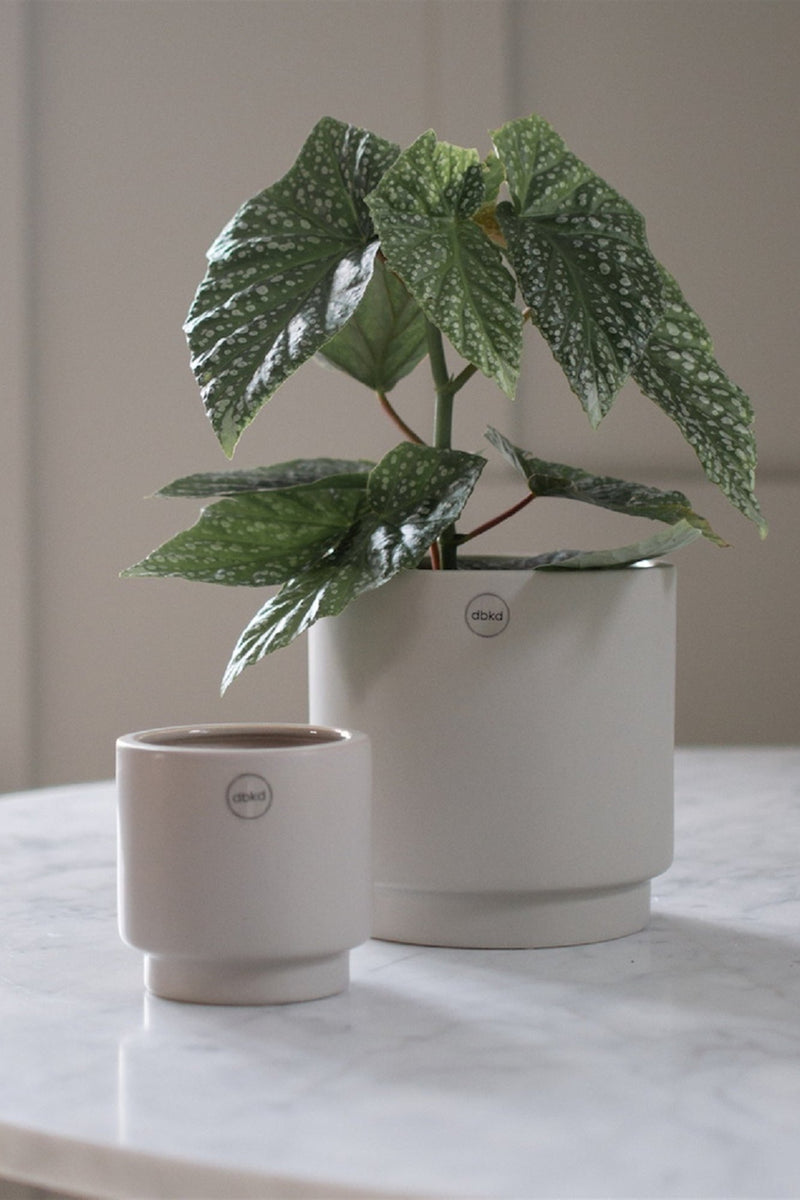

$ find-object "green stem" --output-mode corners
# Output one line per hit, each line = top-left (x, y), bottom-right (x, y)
(450, 361), (478, 395)
(425, 321), (458, 569)
(426, 322), (452, 438)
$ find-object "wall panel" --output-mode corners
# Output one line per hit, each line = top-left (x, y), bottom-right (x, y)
(505, 0), (799, 745)
(0, 2), (33, 791)
(23, 0), (515, 786)
(510, 0), (799, 478)
(4, 0), (797, 788)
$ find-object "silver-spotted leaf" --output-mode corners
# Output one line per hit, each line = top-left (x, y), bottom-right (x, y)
(221, 442), (485, 687)
(455, 524), (701, 569)
(443, 552), (582, 569)
(316, 257), (427, 392)
(367, 442), (485, 534)
(156, 459), (373, 498)
(633, 269), (766, 534)
(122, 477), (368, 586)
(540, 520), (703, 568)
(492, 114), (665, 425)
(185, 117), (399, 454)
(481, 153), (505, 205)
(221, 558), (373, 691)
(486, 427), (725, 544)
(367, 132), (521, 398)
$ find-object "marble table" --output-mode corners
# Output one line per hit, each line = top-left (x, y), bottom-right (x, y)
(1, 748), (800, 1199)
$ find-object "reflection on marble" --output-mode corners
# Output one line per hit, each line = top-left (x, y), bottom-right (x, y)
(1, 751), (800, 1198)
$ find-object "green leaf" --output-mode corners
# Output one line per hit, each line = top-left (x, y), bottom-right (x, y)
(367, 131), (522, 398)
(366, 441), (484, 534)
(122, 476), (368, 586)
(486, 427), (725, 544)
(451, 524), (701, 570)
(221, 442), (485, 688)
(492, 114), (665, 425)
(316, 257), (427, 392)
(633, 269), (767, 535)
(185, 117), (399, 454)
(156, 459), (374, 498)
(540, 520), (703, 569)
(481, 153), (505, 205)
(440, 552), (582, 569)
(221, 559), (372, 692)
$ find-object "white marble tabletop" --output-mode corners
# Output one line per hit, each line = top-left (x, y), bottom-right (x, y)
(1, 748), (800, 1200)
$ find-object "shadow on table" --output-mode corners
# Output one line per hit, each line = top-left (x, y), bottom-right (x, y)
(356, 910), (800, 1028)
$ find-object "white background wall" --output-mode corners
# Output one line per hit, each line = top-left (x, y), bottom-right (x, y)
(2, 0), (798, 790)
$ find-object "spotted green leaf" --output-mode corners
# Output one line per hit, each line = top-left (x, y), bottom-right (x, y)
(316, 257), (427, 392)
(221, 442), (485, 688)
(366, 441), (485, 533)
(486, 427), (725, 544)
(481, 153), (505, 205)
(367, 132), (521, 398)
(185, 118), (399, 454)
(540, 521), (703, 569)
(155, 458), (374, 498)
(633, 270), (767, 534)
(442, 552), (582, 569)
(455, 523), (702, 570)
(492, 114), (665, 425)
(122, 476), (368, 587)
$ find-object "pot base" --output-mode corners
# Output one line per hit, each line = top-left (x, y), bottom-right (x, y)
(144, 951), (349, 1005)
(373, 881), (651, 949)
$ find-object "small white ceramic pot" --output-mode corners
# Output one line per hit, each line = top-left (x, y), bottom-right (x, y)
(309, 565), (675, 949)
(116, 723), (371, 1005)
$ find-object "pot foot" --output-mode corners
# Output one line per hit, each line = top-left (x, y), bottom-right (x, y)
(372, 881), (651, 948)
(144, 951), (350, 1005)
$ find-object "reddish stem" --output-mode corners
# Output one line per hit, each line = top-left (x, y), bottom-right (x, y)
(458, 492), (536, 545)
(377, 391), (425, 445)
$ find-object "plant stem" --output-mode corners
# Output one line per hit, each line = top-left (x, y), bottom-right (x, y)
(426, 321), (458, 569)
(376, 391), (425, 445)
(457, 491), (536, 546)
(450, 361), (478, 394)
(426, 322), (453, 440)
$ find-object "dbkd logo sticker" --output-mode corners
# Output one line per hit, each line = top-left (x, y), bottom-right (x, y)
(226, 773), (273, 819)
(465, 593), (510, 637)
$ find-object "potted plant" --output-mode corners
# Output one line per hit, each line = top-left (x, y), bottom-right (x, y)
(125, 114), (765, 949)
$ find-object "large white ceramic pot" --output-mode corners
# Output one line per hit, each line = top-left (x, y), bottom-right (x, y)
(308, 563), (676, 949)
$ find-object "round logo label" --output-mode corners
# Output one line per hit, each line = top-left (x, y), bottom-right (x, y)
(225, 774), (272, 819)
(465, 593), (510, 637)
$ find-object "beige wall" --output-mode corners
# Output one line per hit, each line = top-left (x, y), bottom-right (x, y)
(1, 2), (34, 790)
(2, 0), (798, 790)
